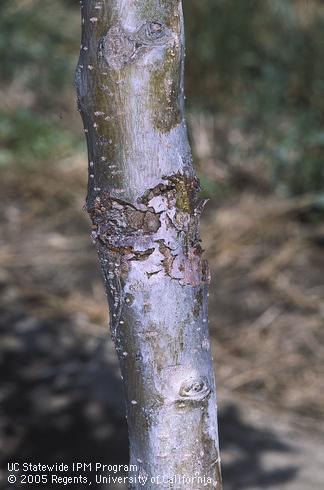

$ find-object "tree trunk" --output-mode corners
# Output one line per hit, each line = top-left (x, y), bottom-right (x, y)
(76, 1), (222, 488)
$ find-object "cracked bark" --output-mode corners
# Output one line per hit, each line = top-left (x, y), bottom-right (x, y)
(76, 1), (222, 488)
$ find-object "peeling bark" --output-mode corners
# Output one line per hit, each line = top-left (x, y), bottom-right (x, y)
(76, 1), (222, 488)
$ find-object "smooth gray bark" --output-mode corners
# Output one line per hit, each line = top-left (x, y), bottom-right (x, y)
(76, 1), (222, 488)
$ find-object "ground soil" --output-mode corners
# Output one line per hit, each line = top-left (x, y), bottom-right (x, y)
(0, 162), (323, 489)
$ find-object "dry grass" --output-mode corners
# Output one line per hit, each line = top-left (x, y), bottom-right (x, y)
(1, 156), (323, 430)
(203, 193), (324, 424)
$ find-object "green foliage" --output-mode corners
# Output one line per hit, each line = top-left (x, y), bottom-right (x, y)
(184, 0), (324, 113)
(0, 0), (82, 167)
(184, 0), (324, 195)
(0, 109), (77, 167)
(0, 0), (79, 106)
(199, 174), (232, 201)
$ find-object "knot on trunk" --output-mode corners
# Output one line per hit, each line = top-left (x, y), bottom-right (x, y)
(177, 376), (211, 406)
(101, 22), (174, 70)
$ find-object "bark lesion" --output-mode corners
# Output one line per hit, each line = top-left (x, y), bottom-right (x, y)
(89, 174), (210, 288)
(89, 193), (161, 247)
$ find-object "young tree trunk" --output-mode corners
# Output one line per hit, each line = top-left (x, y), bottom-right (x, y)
(76, 1), (222, 488)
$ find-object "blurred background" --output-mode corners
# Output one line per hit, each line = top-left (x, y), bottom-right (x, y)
(0, 0), (324, 488)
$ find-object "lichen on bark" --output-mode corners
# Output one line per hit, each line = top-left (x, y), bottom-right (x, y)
(149, 46), (182, 133)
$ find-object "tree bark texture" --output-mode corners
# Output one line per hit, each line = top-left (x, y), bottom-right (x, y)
(76, 1), (222, 488)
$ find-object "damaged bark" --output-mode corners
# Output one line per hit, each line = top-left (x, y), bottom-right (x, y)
(76, 1), (222, 488)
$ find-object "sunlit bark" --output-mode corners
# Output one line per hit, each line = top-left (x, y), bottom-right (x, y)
(76, 1), (222, 488)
